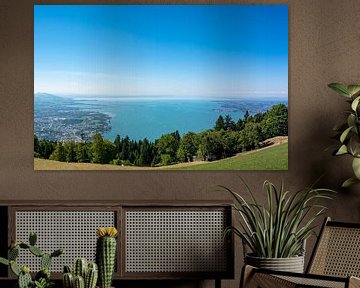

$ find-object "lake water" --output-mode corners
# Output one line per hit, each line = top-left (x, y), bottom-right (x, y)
(74, 97), (288, 141)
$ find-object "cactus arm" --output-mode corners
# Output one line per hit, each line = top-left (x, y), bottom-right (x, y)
(29, 245), (44, 257)
(18, 271), (32, 288)
(8, 246), (19, 260)
(64, 265), (72, 273)
(51, 248), (64, 258)
(74, 258), (88, 279)
(10, 260), (20, 276)
(73, 275), (85, 288)
(63, 272), (74, 288)
(19, 243), (30, 249)
(29, 232), (37, 246)
(41, 253), (52, 270)
(85, 263), (98, 288)
(0, 257), (9, 266)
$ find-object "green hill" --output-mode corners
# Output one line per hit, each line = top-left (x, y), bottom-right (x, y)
(169, 142), (288, 170)
(34, 142), (288, 170)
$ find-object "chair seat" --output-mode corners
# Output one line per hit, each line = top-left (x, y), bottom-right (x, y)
(277, 275), (346, 288)
(244, 266), (360, 288)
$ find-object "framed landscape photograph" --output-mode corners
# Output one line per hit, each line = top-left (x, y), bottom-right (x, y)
(34, 4), (288, 170)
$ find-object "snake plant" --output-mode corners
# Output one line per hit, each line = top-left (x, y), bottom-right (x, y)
(222, 179), (335, 258)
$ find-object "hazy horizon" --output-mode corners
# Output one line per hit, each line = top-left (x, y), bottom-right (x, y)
(34, 5), (288, 98)
(34, 91), (288, 101)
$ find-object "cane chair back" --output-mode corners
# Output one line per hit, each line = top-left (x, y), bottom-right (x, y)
(241, 218), (360, 288)
(307, 217), (360, 278)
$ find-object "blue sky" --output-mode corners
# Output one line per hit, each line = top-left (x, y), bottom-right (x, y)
(34, 5), (288, 98)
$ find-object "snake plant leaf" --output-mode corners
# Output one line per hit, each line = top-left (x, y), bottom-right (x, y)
(328, 83), (352, 97)
(222, 179), (335, 258)
(342, 177), (360, 188)
(340, 126), (353, 143)
(336, 145), (348, 155)
(351, 96), (360, 111)
(352, 157), (360, 179)
(347, 85), (360, 97)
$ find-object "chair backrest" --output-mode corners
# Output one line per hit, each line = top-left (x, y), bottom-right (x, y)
(307, 217), (360, 277)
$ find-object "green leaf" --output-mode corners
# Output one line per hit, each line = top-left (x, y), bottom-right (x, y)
(29, 246), (44, 257)
(328, 83), (351, 97)
(340, 126), (353, 143)
(10, 261), (20, 276)
(0, 257), (9, 266)
(352, 157), (360, 179)
(348, 135), (360, 156)
(347, 85), (360, 97)
(8, 247), (19, 261)
(351, 96), (360, 111)
(29, 232), (37, 246)
(347, 114), (356, 128)
(342, 177), (360, 188)
(336, 145), (348, 155)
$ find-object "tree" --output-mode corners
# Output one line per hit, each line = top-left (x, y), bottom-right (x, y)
(76, 143), (90, 162)
(90, 133), (104, 163)
(34, 136), (56, 159)
(224, 115), (236, 131)
(34, 135), (39, 156)
(222, 130), (241, 156)
(239, 122), (262, 151)
(114, 134), (122, 158)
(198, 130), (224, 160)
(120, 136), (130, 160)
(236, 119), (245, 131)
(155, 132), (180, 165)
(244, 110), (250, 121)
(90, 133), (115, 164)
(253, 112), (265, 123)
(214, 115), (225, 131)
(177, 132), (199, 162)
(102, 140), (116, 164)
(139, 138), (154, 166)
(50, 142), (66, 162)
(64, 141), (76, 162)
(261, 104), (288, 139)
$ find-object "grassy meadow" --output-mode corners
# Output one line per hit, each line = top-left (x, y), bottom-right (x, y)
(34, 142), (288, 171)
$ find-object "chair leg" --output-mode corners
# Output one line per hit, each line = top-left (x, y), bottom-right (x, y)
(240, 265), (255, 288)
(215, 278), (221, 288)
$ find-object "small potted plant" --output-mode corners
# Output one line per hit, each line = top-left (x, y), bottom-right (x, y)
(328, 83), (360, 187)
(222, 179), (334, 273)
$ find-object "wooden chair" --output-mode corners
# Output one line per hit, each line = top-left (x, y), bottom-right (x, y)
(241, 217), (360, 288)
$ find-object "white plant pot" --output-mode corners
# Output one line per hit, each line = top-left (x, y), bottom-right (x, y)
(245, 254), (305, 273)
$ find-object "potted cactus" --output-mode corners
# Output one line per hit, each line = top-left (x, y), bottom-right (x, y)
(63, 258), (98, 288)
(0, 232), (63, 288)
(96, 227), (118, 288)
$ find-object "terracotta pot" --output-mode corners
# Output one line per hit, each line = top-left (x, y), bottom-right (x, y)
(245, 254), (305, 273)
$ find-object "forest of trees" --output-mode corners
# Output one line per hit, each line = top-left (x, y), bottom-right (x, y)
(34, 104), (288, 167)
